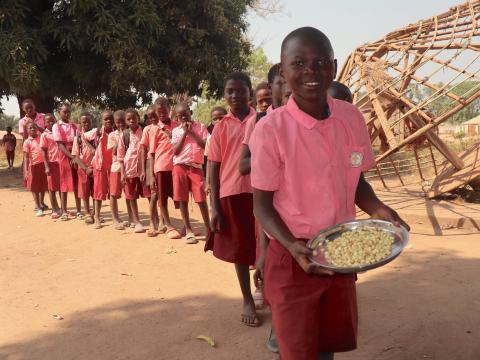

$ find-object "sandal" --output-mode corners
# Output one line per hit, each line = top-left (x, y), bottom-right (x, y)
(185, 232), (198, 244)
(60, 213), (69, 221)
(114, 223), (125, 230)
(134, 223), (145, 233)
(266, 328), (279, 353)
(51, 212), (61, 219)
(122, 221), (130, 227)
(166, 228), (182, 239)
(35, 209), (44, 217)
(147, 229), (158, 237)
(84, 216), (94, 225)
(158, 225), (168, 234)
(76, 212), (84, 220)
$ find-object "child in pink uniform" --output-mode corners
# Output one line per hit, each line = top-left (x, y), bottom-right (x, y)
(18, 99), (45, 139)
(118, 109), (147, 233)
(139, 105), (160, 237)
(254, 82), (272, 112)
(206, 72), (259, 327)
(52, 103), (81, 220)
(87, 111), (114, 229)
(149, 97), (181, 239)
(2, 126), (16, 170)
(249, 27), (409, 360)
(171, 103), (210, 244)
(23, 122), (48, 217)
(72, 113), (96, 224)
(108, 110), (127, 230)
(40, 114), (61, 218)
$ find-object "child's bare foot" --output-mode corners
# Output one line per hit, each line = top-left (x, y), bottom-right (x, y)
(241, 299), (260, 327)
(113, 221), (125, 230)
(94, 219), (102, 229)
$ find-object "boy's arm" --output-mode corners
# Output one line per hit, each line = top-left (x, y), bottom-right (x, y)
(355, 174), (410, 230)
(23, 152), (30, 179)
(253, 230), (269, 288)
(253, 188), (334, 276)
(189, 128), (206, 148)
(238, 144), (251, 175)
(139, 144), (146, 182)
(209, 161), (226, 232)
(41, 147), (50, 175)
(172, 130), (188, 155)
(56, 142), (74, 160)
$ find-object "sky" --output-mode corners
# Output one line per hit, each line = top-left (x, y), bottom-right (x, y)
(1, 0), (463, 117)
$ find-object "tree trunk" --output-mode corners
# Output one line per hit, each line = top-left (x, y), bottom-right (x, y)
(17, 94), (56, 118)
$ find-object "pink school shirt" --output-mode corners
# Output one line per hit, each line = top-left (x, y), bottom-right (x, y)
(23, 136), (44, 165)
(118, 127), (143, 178)
(249, 96), (375, 240)
(19, 113), (45, 137)
(52, 121), (78, 162)
(40, 129), (60, 162)
(107, 130), (122, 173)
(3, 134), (16, 151)
(243, 106), (275, 145)
(140, 124), (157, 159)
(208, 107), (256, 198)
(149, 119), (179, 173)
(71, 131), (96, 166)
(171, 121), (208, 167)
(85, 128), (112, 171)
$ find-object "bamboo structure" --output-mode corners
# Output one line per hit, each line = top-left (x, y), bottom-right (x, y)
(339, 1), (480, 190)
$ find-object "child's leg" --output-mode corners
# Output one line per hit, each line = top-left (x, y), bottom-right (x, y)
(149, 192), (159, 231)
(60, 192), (68, 214)
(126, 199), (134, 224)
(74, 192), (81, 213)
(197, 201), (210, 233)
(94, 200), (102, 228)
(157, 171), (174, 229)
(48, 191), (60, 213)
(32, 192), (42, 210)
(40, 191), (47, 208)
(109, 195), (123, 227)
(178, 201), (193, 234)
(234, 263), (258, 326)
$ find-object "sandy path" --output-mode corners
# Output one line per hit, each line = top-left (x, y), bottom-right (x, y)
(1, 167), (479, 360)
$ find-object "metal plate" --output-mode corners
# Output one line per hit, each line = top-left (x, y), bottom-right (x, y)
(307, 219), (409, 274)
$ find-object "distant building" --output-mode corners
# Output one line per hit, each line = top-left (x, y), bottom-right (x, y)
(457, 115), (480, 136)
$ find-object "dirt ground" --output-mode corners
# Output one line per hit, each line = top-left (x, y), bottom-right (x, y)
(1, 166), (480, 360)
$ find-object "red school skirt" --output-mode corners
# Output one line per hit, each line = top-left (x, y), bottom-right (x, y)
(47, 161), (60, 192)
(204, 193), (256, 266)
(264, 238), (358, 360)
(58, 157), (77, 193)
(28, 163), (48, 193)
(124, 177), (150, 200)
(93, 168), (109, 201)
(77, 167), (93, 200)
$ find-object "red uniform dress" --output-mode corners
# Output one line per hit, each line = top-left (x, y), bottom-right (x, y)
(52, 121), (78, 193)
(72, 130), (96, 200)
(23, 136), (48, 192)
(87, 129), (113, 201)
(205, 108), (257, 266)
(40, 129), (61, 192)
(249, 96), (376, 359)
(108, 130), (123, 198)
(118, 127), (150, 199)
(171, 121), (209, 202)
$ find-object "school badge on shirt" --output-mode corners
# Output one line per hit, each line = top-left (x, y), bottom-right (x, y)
(350, 151), (363, 168)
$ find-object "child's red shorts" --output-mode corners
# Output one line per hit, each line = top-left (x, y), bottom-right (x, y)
(77, 166), (93, 199)
(28, 163), (48, 193)
(155, 171), (174, 203)
(93, 168), (109, 201)
(46, 161), (61, 192)
(264, 238), (358, 360)
(109, 171), (122, 198)
(172, 164), (206, 202)
(124, 177), (150, 200)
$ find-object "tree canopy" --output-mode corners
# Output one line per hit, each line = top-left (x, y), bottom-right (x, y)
(0, 0), (254, 113)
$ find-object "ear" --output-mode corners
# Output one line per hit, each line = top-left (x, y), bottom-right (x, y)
(333, 59), (338, 79)
(279, 62), (285, 80)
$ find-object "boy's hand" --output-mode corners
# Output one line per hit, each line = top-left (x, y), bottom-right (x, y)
(139, 170), (145, 183)
(86, 167), (93, 176)
(371, 204), (410, 231)
(253, 255), (265, 289)
(45, 166), (51, 176)
(210, 208), (226, 233)
(287, 241), (334, 277)
(205, 183), (211, 195)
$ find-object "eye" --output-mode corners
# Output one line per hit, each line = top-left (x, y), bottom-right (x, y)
(293, 59), (304, 67)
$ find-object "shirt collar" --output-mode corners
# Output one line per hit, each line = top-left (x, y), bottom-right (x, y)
(286, 95), (334, 129)
(225, 107), (256, 123)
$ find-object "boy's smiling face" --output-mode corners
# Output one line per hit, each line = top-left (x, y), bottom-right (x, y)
(175, 105), (192, 124)
(280, 36), (336, 104)
(80, 116), (92, 132)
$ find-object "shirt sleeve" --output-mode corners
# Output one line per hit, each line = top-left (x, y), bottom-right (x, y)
(107, 132), (118, 150)
(249, 121), (282, 191)
(201, 123), (208, 141)
(39, 133), (47, 149)
(171, 127), (181, 145)
(352, 107), (376, 172)
(148, 128), (159, 155)
(23, 139), (30, 153)
(140, 127), (150, 147)
(37, 115), (45, 130)
(207, 124), (222, 163)
(83, 128), (98, 141)
(117, 134), (126, 161)
(71, 137), (79, 156)
(242, 116), (256, 145)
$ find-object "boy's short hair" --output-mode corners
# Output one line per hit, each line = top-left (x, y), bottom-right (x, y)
(154, 97), (170, 108)
(328, 81), (353, 103)
(6, 126), (12, 131)
(281, 27), (334, 58)
(255, 81), (270, 94)
(125, 108), (139, 118)
(114, 110), (126, 118)
(210, 106), (227, 115)
(80, 111), (93, 120)
(21, 98), (35, 107)
(26, 121), (38, 129)
(224, 72), (252, 92)
(267, 63), (280, 84)
(58, 102), (71, 110)
(44, 113), (56, 120)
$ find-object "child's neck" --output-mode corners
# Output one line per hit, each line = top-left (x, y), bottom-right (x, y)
(232, 107), (250, 121)
(294, 94), (329, 120)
